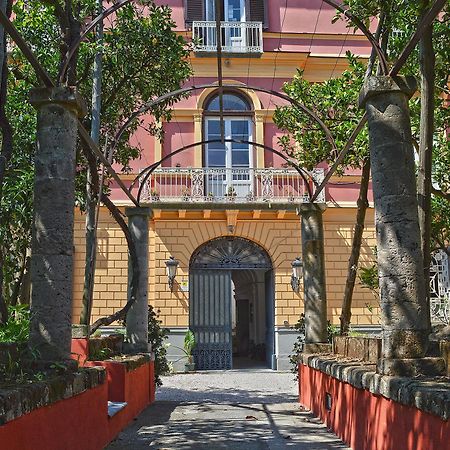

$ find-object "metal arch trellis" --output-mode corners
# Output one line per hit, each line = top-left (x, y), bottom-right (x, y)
(0, 0), (447, 205)
(109, 83), (339, 158)
(129, 138), (317, 204)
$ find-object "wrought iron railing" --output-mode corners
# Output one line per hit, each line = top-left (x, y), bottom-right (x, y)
(140, 167), (325, 204)
(192, 21), (263, 54)
(430, 250), (450, 324)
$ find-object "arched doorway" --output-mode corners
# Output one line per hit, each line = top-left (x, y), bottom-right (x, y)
(189, 236), (274, 370)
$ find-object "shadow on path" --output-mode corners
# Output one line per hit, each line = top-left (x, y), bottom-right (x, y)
(106, 372), (349, 450)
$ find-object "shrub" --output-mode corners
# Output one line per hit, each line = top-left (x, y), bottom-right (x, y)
(148, 305), (170, 387)
(0, 305), (30, 343)
(289, 314), (339, 379)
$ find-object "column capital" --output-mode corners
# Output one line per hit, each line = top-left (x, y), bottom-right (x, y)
(359, 75), (417, 109)
(125, 206), (153, 218)
(29, 86), (87, 117)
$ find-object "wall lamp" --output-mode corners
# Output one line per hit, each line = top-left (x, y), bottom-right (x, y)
(291, 257), (303, 293)
(165, 256), (179, 292)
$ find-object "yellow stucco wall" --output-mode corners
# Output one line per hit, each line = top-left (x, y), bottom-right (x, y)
(72, 206), (379, 329)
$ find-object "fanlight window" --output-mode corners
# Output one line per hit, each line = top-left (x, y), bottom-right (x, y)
(205, 93), (251, 112)
(190, 237), (271, 270)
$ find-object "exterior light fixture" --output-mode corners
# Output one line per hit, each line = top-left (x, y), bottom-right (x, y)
(165, 256), (179, 292)
(291, 257), (303, 293)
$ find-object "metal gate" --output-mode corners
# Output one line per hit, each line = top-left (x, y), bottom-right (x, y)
(189, 270), (233, 370)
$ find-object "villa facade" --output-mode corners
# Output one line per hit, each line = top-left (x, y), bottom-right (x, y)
(72, 1), (400, 370)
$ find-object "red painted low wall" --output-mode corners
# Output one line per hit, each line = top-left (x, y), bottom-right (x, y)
(0, 383), (110, 450)
(0, 350), (156, 449)
(299, 364), (450, 450)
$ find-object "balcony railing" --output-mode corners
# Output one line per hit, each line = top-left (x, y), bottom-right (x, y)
(192, 21), (263, 54)
(140, 167), (325, 204)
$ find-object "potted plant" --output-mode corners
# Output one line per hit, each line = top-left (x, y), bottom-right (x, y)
(183, 330), (196, 372)
(224, 186), (237, 202)
(150, 189), (160, 201)
(181, 186), (191, 202)
(206, 192), (215, 202)
(246, 190), (255, 202)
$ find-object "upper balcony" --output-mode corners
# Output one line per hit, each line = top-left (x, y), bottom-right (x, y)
(140, 167), (325, 207)
(192, 21), (263, 55)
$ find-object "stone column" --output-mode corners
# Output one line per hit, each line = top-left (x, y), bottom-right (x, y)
(359, 76), (441, 376)
(300, 203), (328, 348)
(29, 87), (86, 360)
(125, 207), (152, 353)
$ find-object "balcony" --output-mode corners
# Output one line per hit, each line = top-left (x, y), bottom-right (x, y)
(192, 21), (263, 55)
(140, 167), (325, 205)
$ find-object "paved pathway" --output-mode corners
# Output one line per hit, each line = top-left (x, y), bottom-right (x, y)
(107, 370), (349, 449)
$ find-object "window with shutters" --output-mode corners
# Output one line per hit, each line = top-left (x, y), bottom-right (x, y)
(186, 0), (267, 25)
(190, 0), (265, 54)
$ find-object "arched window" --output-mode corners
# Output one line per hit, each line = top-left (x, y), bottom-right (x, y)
(203, 91), (254, 198)
(205, 93), (251, 112)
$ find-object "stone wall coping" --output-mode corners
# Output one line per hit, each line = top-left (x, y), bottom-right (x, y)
(97, 353), (151, 371)
(299, 353), (450, 421)
(0, 366), (106, 425)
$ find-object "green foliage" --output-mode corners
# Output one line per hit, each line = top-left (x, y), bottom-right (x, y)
(1, 0), (192, 309)
(148, 305), (170, 387)
(359, 265), (379, 293)
(336, 0), (450, 251)
(274, 52), (368, 172)
(89, 346), (112, 361)
(183, 330), (196, 360)
(0, 305), (30, 343)
(289, 314), (339, 379)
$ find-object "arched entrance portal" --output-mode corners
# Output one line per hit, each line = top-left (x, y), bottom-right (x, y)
(189, 237), (274, 370)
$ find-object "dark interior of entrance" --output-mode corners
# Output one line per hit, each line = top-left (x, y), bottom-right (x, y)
(232, 270), (268, 369)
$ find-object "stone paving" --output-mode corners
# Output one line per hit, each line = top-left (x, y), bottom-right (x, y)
(107, 369), (349, 449)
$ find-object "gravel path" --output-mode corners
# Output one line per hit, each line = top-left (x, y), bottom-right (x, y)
(156, 369), (298, 404)
(107, 370), (349, 450)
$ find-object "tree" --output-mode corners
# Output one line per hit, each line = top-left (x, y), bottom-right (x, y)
(274, 54), (371, 334)
(0, 1), (192, 328)
(275, 0), (450, 333)
(0, 0), (14, 324)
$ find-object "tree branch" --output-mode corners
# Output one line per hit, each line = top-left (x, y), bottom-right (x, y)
(432, 186), (450, 202)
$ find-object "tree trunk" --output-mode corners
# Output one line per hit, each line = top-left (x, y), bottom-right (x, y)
(79, 143), (140, 335)
(0, 0), (13, 325)
(89, 193), (140, 334)
(417, 0), (435, 327)
(18, 249), (31, 305)
(79, 165), (98, 325)
(79, 0), (103, 326)
(339, 158), (370, 335)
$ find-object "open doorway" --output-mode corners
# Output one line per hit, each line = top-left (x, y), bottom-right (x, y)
(189, 237), (274, 370)
(232, 270), (269, 369)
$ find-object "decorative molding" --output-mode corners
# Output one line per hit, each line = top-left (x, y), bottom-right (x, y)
(190, 236), (272, 270)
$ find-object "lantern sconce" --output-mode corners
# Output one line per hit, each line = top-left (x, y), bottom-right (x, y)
(291, 257), (303, 293)
(165, 256), (179, 292)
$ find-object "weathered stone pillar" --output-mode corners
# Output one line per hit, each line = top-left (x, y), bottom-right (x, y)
(29, 87), (86, 360)
(359, 76), (441, 376)
(300, 203), (328, 348)
(125, 207), (152, 353)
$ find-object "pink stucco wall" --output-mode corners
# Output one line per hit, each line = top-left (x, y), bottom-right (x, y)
(108, 2), (375, 204)
(162, 122), (196, 167)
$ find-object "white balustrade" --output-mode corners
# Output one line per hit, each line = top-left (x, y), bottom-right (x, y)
(140, 167), (324, 204)
(192, 21), (263, 54)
